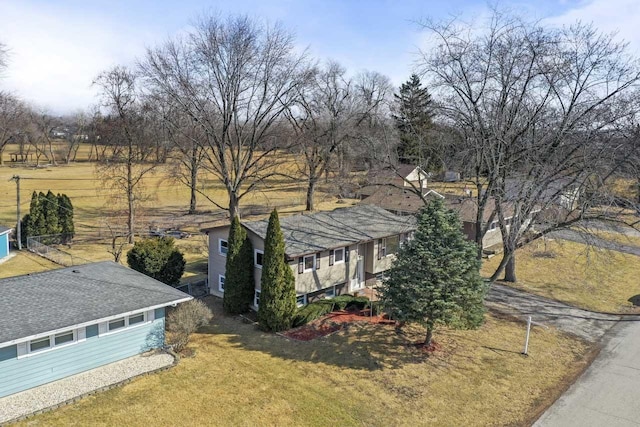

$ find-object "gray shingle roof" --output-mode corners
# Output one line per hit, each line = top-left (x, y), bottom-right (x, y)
(243, 205), (416, 257)
(0, 261), (191, 345)
(0, 226), (11, 235)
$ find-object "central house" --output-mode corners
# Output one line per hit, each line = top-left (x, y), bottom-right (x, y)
(204, 205), (416, 308)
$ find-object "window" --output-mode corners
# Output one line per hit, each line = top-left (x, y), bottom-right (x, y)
(296, 294), (307, 307)
(489, 221), (497, 231)
(386, 235), (400, 256)
(219, 275), (225, 292)
(333, 247), (345, 264)
(379, 238), (386, 258)
(30, 337), (51, 352)
(254, 290), (261, 307)
(27, 329), (77, 355)
(304, 254), (315, 272)
(54, 331), (74, 346)
(255, 250), (264, 268)
(129, 313), (145, 325)
(109, 318), (126, 331)
(324, 286), (336, 299)
(102, 312), (149, 336)
(219, 239), (228, 256)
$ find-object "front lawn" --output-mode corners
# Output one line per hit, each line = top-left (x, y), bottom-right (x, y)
(482, 238), (640, 313)
(20, 298), (591, 427)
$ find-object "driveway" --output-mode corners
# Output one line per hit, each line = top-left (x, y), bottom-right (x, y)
(487, 283), (621, 342)
(548, 229), (640, 257)
(535, 319), (640, 426)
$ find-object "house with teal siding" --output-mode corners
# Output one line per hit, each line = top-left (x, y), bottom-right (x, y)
(0, 261), (191, 398)
(0, 226), (11, 260)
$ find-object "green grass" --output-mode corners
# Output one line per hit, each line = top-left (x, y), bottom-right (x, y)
(18, 298), (591, 427)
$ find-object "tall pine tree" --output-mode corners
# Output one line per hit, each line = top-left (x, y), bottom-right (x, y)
(257, 209), (296, 332)
(43, 190), (61, 237)
(27, 192), (46, 238)
(57, 193), (75, 242)
(379, 199), (487, 346)
(223, 216), (255, 314)
(393, 74), (437, 169)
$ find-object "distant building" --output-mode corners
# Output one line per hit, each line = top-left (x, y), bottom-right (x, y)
(359, 164), (429, 199)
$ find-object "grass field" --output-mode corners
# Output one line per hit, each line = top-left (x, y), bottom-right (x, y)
(0, 146), (357, 277)
(18, 298), (591, 427)
(482, 238), (640, 313)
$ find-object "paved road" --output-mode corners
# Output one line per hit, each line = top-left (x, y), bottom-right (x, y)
(535, 319), (640, 426)
(548, 229), (640, 257)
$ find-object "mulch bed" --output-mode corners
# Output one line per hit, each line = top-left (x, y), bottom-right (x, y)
(282, 309), (395, 341)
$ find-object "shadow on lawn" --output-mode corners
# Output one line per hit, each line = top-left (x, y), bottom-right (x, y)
(199, 297), (427, 371)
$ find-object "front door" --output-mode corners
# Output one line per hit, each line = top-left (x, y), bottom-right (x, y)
(352, 243), (365, 292)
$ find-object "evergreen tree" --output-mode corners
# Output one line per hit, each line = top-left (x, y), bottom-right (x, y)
(57, 193), (75, 242)
(257, 209), (296, 332)
(223, 216), (255, 314)
(379, 199), (487, 346)
(393, 74), (438, 169)
(27, 191), (46, 238)
(127, 237), (186, 286)
(43, 190), (61, 237)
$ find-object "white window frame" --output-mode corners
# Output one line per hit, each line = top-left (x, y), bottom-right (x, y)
(324, 286), (336, 299)
(24, 329), (79, 357)
(489, 221), (497, 231)
(99, 311), (151, 337)
(254, 290), (261, 307)
(333, 247), (345, 265)
(219, 239), (228, 256)
(303, 254), (316, 273)
(380, 238), (387, 257)
(219, 274), (225, 292)
(254, 250), (264, 269)
(296, 294), (307, 307)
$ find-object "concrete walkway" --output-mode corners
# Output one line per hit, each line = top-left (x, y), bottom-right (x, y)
(535, 319), (640, 426)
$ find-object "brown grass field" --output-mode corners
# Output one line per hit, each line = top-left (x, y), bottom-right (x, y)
(18, 298), (592, 427)
(482, 238), (640, 313)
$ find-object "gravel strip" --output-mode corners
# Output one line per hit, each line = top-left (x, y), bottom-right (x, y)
(0, 351), (174, 424)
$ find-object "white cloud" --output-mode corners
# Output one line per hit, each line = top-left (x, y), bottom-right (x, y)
(545, 0), (640, 55)
(0, 2), (160, 114)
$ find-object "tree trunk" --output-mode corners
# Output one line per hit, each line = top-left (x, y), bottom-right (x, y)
(425, 324), (433, 346)
(504, 254), (517, 282)
(127, 159), (134, 244)
(306, 178), (316, 211)
(228, 190), (240, 220)
(0, 146), (4, 166)
(189, 165), (197, 215)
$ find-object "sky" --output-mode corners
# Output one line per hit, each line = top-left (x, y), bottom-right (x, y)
(0, 0), (639, 115)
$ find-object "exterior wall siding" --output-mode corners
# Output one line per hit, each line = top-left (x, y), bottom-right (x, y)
(292, 246), (358, 295)
(207, 225), (231, 298)
(0, 309), (165, 398)
(0, 233), (9, 259)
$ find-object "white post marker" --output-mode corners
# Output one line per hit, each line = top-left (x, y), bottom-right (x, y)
(523, 316), (532, 356)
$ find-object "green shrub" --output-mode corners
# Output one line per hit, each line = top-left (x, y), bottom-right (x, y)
(292, 302), (333, 327)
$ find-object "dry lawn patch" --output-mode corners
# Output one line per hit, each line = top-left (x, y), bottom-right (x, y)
(20, 299), (591, 427)
(483, 238), (640, 313)
(0, 251), (59, 279)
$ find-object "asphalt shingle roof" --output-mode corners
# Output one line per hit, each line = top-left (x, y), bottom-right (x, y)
(242, 205), (416, 257)
(0, 226), (11, 234)
(0, 261), (191, 345)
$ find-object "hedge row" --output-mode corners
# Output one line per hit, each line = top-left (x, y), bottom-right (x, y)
(291, 295), (384, 327)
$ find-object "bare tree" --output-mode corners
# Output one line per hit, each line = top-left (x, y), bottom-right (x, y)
(419, 10), (640, 282)
(285, 62), (393, 210)
(24, 108), (59, 166)
(140, 15), (311, 219)
(0, 42), (8, 76)
(94, 66), (157, 243)
(0, 93), (27, 165)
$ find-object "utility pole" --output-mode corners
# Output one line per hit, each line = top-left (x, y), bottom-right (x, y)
(10, 175), (21, 250)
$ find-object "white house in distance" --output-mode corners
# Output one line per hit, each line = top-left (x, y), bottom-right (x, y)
(203, 205), (416, 308)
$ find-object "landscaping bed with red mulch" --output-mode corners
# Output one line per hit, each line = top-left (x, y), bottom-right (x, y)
(282, 309), (395, 341)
